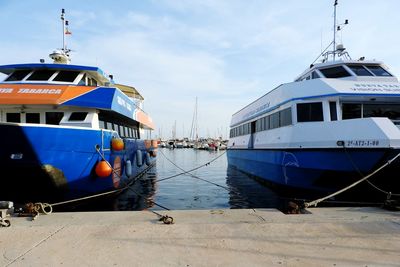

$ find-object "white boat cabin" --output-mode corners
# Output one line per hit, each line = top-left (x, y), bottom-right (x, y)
(229, 60), (400, 149)
(0, 65), (143, 139)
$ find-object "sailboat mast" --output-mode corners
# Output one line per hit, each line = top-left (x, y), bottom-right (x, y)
(195, 97), (198, 141)
(189, 97), (198, 141)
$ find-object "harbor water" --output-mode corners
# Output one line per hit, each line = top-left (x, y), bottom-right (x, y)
(59, 147), (390, 212)
(61, 148), (283, 212)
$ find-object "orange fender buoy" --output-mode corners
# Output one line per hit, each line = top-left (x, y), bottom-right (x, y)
(95, 160), (112, 177)
(112, 138), (124, 151)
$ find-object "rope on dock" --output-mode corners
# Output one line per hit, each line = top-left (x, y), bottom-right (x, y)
(20, 146), (159, 219)
(305, 151), (400, 208)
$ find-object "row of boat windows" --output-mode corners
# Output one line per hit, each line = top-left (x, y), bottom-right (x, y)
(5, 112), (85, 124)
(298, 64), (391, 81)
(230, 101), (400, 138)
(342, 103), (400, 121)
(5, 69), (99, 86)
(320, 65), (391, 78)
(98, 120), (140, 139)
(4, 111), (140, 138)
(230, 108), (292, 138)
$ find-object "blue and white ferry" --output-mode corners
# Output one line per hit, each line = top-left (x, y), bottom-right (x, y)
(227, 4), (400, 199)
(0, 10), (157, 203)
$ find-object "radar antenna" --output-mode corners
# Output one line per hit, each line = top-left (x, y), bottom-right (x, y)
(311, 0), (350, 65)
(49, 9), (72, 64)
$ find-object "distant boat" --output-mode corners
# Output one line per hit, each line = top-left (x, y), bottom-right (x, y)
(227, 1), (400, 200)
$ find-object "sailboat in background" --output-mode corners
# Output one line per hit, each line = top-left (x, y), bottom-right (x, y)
(190, 97), (201, 149)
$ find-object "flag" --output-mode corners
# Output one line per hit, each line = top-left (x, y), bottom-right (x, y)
(65, 20), (72, 35)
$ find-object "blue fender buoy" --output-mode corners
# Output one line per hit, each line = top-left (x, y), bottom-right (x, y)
(125, 160), (132, 177)
(136, 150), (143, 167)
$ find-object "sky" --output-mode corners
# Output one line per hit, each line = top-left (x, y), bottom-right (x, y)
(0, 0), (399, 139)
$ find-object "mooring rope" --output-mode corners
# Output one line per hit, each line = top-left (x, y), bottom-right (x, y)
(158, 149), (231, 190)
(157, 148), (260, 207)
(305, 151), (400, 208)
(22, 145), (173, 223)
(342, 146), (400, 197)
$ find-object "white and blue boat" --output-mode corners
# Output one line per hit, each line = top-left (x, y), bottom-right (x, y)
(0, 10), (157, 203)
(227, 3), (400, 200)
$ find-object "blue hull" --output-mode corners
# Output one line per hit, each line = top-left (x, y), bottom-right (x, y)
(0, 124), (156, 202)
(227, 148), (400, 197)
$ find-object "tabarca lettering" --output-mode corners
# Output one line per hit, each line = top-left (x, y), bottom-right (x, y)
(0, 88), (13, 93)
(17, 88), (62, 94)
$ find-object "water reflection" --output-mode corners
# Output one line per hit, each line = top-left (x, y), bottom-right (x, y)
(113, 167), (158, 211)
(113, 149), (283, 211)
(226, 166), (281, 209)
(59, 149), (285, 211)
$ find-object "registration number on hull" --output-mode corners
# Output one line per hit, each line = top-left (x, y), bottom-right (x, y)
(346, 140), (380, 147)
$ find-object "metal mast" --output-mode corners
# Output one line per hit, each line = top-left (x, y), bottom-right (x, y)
(333, 0), (338, 61)
(61, 9), (66, 52)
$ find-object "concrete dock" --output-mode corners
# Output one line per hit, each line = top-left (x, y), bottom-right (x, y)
(1, 207), (400, 266)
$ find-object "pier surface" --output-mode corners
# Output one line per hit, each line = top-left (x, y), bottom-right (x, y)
(1, 207), (400, 266)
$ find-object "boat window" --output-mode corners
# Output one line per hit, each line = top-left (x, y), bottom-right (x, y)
(106, 122), (113, 130)
(365, 65), (392, 77)
(78, 74), (87, 85)
(329, 102), (337, 121)
(46, 112), (64, 125)
(5, 70), (31, 81)
(264, 116), (269, 130)
(363, 104), (400, 120)
(6, 113), (20, 123)
(68, 112), (88, 121)
(342, 103), (361, 119)
(53, 70), (80, 82)
(27, 70), (56, 81)
(99, 120), (105, 129)
(319, 66), (351, 78)
(88, 77), (98, 86)
(311, 71), (320, 79)
(297, 102), (323, 122)
(26, 113), (40, 124)
(269, 112), (280, 129)
(347, 65), (373, 76)
(279, 108), (292, 127)
(118, 125), (124, 137)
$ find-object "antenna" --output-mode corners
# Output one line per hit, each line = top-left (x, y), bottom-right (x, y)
(311, 0), (350, 65)
(333, 0), (337, 61)
(61, 8), (66, 52)
(49, 9), (72, 64)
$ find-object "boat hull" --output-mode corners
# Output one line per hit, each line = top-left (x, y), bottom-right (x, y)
(0, 124), (156, 203)
(227, 148), (400, 200)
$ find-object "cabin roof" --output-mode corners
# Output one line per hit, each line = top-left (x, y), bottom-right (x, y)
(0, 63), (109, 83)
